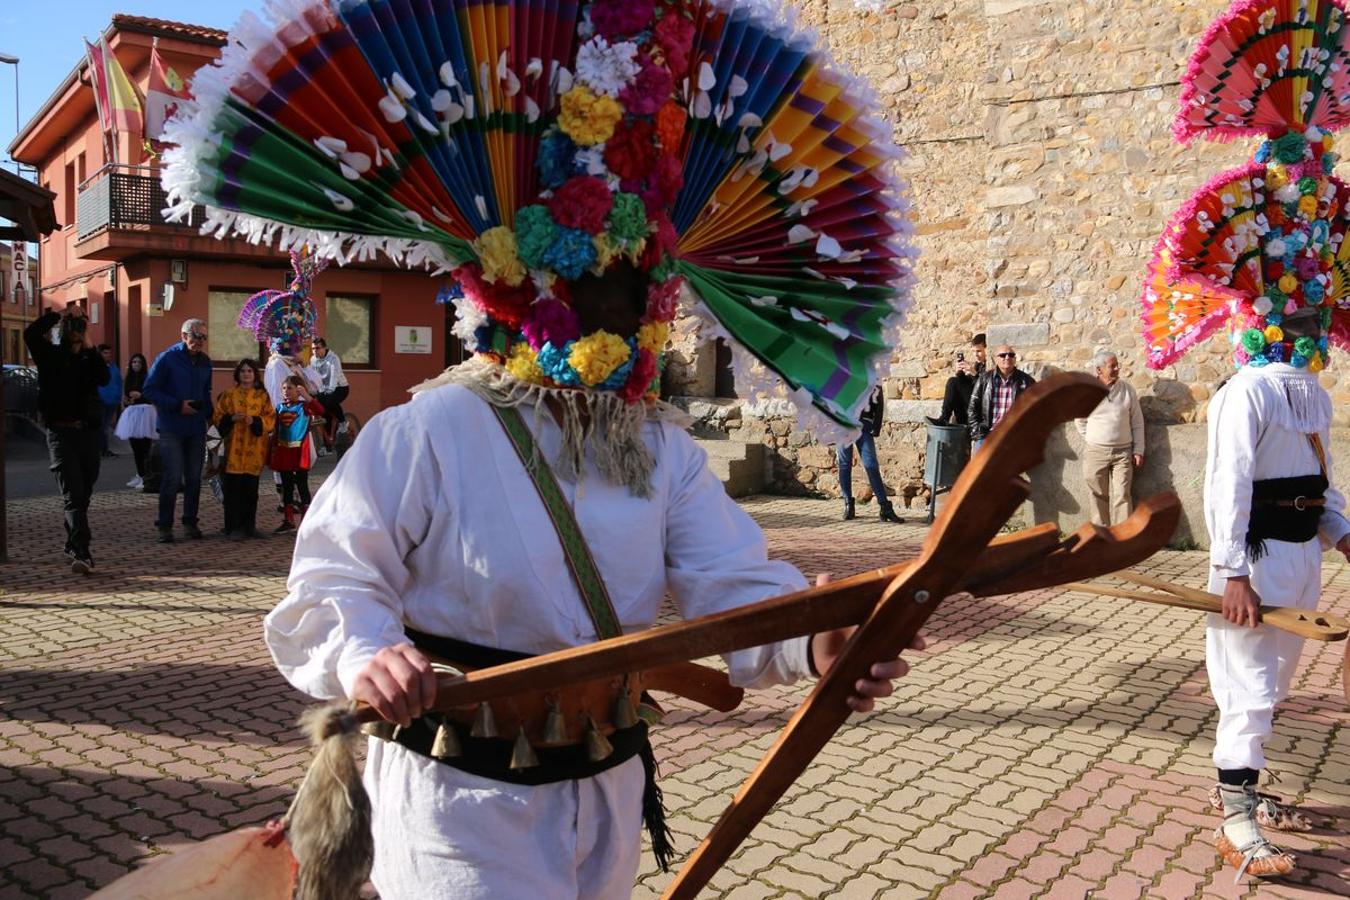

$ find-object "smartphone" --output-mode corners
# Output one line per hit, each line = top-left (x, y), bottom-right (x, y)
(956, 352), (965, 363)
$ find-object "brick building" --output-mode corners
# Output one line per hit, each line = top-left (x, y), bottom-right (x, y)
(6, 15), (459, 422)
(1, 241), (39, 365)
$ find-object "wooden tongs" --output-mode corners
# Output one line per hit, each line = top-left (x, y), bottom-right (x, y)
(1067, 571), (1349, 641)
(353, 374), (1185, 897)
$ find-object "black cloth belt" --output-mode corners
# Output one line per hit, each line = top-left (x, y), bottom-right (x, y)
(1246, 473), (1327, 560)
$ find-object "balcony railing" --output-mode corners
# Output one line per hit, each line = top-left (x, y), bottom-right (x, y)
(75, 164), (196, 240)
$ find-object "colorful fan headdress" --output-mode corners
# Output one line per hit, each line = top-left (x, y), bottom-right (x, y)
(1144, 0), (1350, 371)
(161, 0), (914, 450)
(237, 248), (326, 356)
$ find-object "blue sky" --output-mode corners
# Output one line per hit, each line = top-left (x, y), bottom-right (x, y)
(0, 1), (251, 163)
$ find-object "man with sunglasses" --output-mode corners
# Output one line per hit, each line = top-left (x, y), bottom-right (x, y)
(143, 319), (215, 542)
(966, 343), (1035, 450)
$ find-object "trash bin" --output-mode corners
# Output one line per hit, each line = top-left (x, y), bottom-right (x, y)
(923, 417), (970, 524)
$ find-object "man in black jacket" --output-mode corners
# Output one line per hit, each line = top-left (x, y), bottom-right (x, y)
(938, 332), (986, 426)
(837, 384), (904, 523)
(24, 305), (110, 574)
(966, 343), (1035, 448)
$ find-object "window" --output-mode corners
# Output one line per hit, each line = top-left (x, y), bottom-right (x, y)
(208, 289), (264, 363)
(40, 183), (51, 240)
(64, 162), (75, 226)
(325, 294), (375, 366)
(77, 152), (86, 184)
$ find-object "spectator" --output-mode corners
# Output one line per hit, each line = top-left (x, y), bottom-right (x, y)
(96, 344), (122, 458)
(264, 337), (322, 505)
(938, 333), (987, 425)
(212, 359), (276, 540)
(1075, 349), (1145, 526)
(311, 336), (350, 452)
(837, 384), (904, 524)
(967, 343), (1035, 448)
(143, 318), (214, 543)
(23, 305), (109, 574)
(270, 375), (325, 533)
(116, 353), (156, 490)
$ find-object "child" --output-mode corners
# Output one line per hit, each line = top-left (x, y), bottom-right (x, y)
(270, 375), (324, 533)
(212, 359), (276, 539)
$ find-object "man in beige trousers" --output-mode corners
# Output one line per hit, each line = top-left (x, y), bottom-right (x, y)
(1075, 349), (1145, 526)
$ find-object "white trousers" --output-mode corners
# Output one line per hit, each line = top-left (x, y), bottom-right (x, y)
(366, 740), (644, 899)
(1205, 538), (1322, 771)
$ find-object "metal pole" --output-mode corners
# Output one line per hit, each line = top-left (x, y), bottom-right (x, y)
(0, 54), (19, 560)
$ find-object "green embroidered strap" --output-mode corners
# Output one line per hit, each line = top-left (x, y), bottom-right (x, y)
(491, 405), (623, 640)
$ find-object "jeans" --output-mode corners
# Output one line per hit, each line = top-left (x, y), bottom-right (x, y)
(836, 431), (890, 506)
(48, 426), (101, 557)
(156, 429), (206, 528)
(101, 404), (118, 453)
(317, 386), (349, 439)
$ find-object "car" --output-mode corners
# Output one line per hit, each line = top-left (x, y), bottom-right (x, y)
(3, 363), (40, 421)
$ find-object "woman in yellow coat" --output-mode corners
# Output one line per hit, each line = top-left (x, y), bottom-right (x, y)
(212, 359), (276, 539)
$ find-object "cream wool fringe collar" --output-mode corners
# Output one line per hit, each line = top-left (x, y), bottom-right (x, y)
(413, 358), (690, 497)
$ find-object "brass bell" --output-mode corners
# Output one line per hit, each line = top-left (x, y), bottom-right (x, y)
(361, 720), (397, 741)
(509, 727), (540, 770)
(542, 701), (568, 745)
(585, 716), (613, 763)
(612, 691), (638, 730)
(470, 702), (498, 739)
(431, 718), (462, 759)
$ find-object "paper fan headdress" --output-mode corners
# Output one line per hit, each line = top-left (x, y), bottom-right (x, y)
(1144, 0), (1350, 372)
(162, 0), (914, 442)
(237, 249), (326, 356)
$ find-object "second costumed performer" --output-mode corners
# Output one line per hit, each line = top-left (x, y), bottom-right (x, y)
(163, 0), (917, 894)
(1144, 0), (1350, 880)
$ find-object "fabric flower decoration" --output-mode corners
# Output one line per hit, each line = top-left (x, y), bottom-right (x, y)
(1298, 195), (1318, 217)
(1272, 131), (1309, 164)
(608, 192), (649, 243)
(1251, 295), (1274, 316)
(505, 342), (546, 382)
(590, 0), (655, 40)
(605, 119), (658, 181)
(1305, 280), (1326, 303)
(618, 347), (658, 403)
(538, 130), (579, 190)
(1291, 352), (1309, 368)
(550, 176), (615, 234)
(1310, 353), (1326, 372)
(1264, 325), (1284, 344)
(1294, 336), (1319, 358)
(522, 295), (582, 350)
(1278, 273), (1299, 294)
(575, 36), (641, 98)
(655, 102), (687, 152)
(474, 226), (528, 286)
(569, 331), (633, 385)
(455, 264), (535, 331)
(515, 205), (558, 270)
(542, 227), (599, 280)
(559, 86), (623, 146)
(653, 13), (695, 78)
(620, 55), (675, 116)
(1241, 328), (1267, 354)
(537, 341), (581, 386)
(637, 320), (670, 354)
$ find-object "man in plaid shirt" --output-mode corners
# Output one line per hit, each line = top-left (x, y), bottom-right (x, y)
(967, 344), (1035, 448)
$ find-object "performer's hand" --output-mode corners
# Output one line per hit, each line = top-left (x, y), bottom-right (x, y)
(180, 400), (198, 416)
(351, 643), (437, 727)
(1222, 576), (1263, 628)
(1132, 453), (1144, 469)
(1337, 534), (1350, 563)
(809, 573), (927, 713)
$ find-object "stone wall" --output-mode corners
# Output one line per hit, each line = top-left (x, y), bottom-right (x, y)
(672, 0), (1350, 542)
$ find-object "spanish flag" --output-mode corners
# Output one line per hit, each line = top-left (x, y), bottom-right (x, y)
(84, 38), (143, 138)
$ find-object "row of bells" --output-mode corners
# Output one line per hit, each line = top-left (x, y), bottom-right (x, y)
(361, 691), (641, 770)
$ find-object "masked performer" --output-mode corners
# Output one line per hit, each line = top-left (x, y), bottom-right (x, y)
(163, 0), (915, 894)
(1144, 0), (1350, 879)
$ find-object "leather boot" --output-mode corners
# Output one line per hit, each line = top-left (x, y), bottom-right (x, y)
(841, 498), (855, 521)
(879, 502), (905, 524)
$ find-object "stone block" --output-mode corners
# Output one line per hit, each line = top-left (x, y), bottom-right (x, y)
(986, 185), (1039, 208)
(987, 322), (1051, 349)
(884, 400), (942, 424)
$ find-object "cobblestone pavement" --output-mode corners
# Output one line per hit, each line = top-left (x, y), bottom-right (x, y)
(1, 486), (1348, 899)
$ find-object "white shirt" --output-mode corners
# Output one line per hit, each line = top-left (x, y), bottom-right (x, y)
(1204, 364), (1350, 578)
(312, 350), (348, 392)
(264, 383), (811, 702)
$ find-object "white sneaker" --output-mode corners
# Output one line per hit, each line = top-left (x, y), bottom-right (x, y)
(127, 475), (143, 489)
(337, 422), (349, 436)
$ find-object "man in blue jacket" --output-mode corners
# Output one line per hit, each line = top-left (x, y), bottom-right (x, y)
(143, 319), (214, 542)
(96, 344), (123, 458)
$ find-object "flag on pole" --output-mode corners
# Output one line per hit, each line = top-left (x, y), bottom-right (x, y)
(84, 37), (143, 136)
(145, 41), (190, 142)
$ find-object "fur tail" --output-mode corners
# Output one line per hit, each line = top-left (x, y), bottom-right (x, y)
(286, 703), (374, 900)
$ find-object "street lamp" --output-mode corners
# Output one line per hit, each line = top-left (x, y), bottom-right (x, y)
(0, 52), (17, 174)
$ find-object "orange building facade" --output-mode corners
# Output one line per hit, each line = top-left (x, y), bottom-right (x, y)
(8, 16), (460, 422)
